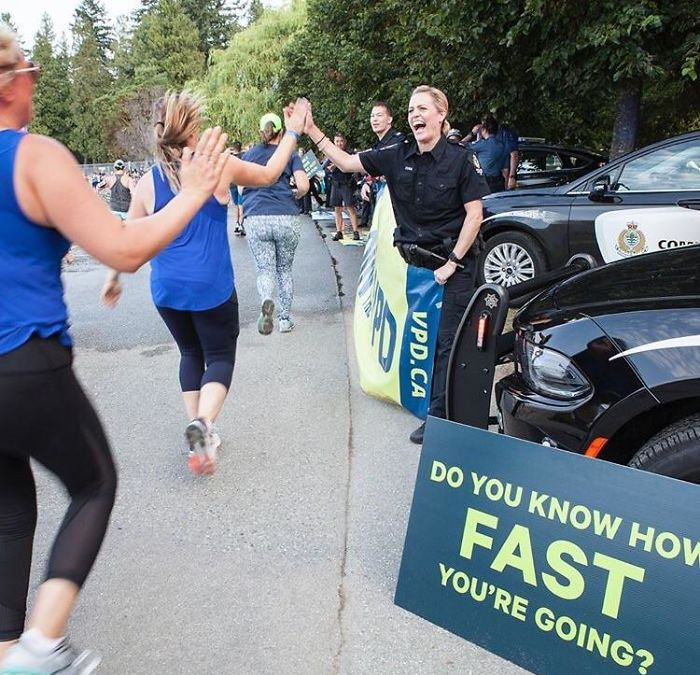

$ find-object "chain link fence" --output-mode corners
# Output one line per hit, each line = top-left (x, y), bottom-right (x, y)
(80, 160), (152, 176)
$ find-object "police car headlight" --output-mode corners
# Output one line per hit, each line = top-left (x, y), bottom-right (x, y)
(517, 337), (591, 400)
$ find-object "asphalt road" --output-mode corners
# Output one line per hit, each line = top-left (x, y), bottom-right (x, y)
(28, 208), (528, 675)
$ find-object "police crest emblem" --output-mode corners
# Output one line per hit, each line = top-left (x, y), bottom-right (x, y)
(615, 221), (647, 257)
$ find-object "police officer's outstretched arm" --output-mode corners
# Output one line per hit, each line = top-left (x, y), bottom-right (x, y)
(304, 104), (366, 174)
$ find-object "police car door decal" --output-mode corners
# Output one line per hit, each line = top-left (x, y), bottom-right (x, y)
(594, 207), (700, 263)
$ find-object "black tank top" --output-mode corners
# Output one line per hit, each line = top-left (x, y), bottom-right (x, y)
(110, 175), (131, 212)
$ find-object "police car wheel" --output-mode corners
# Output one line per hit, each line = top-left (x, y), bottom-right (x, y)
(628, 413), (700, 484)
(479, 231), (547, 287)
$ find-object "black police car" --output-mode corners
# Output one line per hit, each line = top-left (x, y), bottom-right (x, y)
(516, 141), (606, 189)
(478, 130), (700, 286)
(495, 246), (700, 483)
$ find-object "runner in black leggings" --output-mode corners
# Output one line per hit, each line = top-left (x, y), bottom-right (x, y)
(0, 23), (230, 674)
(101, 92), (309, 475)
(0, 338), (116, 642)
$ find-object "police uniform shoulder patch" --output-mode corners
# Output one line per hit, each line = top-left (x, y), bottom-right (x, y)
(470, 152), (484, 176)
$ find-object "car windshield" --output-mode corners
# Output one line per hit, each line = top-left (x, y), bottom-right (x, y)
(616, 139), (700, 191)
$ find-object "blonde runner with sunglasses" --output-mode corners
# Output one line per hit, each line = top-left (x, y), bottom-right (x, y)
(0, 24), (230, 675)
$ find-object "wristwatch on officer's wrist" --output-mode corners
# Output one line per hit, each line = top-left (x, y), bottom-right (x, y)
(448, 251), (460, 264)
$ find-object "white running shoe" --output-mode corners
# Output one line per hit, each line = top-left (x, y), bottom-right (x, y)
(185, 418), (217, 476)
(279, 318), (295, 333)
(0, 637), (100, 675)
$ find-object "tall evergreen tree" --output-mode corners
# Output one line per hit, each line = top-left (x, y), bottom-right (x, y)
(30, 15), (72, 146)
(73, 0), (113, 62)
(131, 0), (205, 88)
(181, 0), (242, 58)
(70, 3), (115, 161)
(135, 0), (242, 57)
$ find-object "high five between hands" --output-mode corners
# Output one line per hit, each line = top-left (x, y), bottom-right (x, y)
(185, 98), (310, 199)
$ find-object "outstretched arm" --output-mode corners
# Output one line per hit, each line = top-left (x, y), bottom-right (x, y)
(224, 98), (308, 188)
(304, 105), (366, 174)
(17, 127), (229, 273)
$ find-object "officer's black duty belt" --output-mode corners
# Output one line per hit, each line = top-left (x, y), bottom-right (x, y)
(394, 242), (465, 270)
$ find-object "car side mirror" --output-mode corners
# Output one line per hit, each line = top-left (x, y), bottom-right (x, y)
(588, 182), (610, 202)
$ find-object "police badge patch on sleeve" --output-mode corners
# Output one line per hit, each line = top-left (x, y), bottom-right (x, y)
(470, 153), (484, 175)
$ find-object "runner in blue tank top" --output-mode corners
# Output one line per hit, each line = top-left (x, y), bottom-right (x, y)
(0, 24), (232, 675)
(101, 91), (308, 477)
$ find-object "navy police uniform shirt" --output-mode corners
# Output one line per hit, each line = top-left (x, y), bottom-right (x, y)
(359, 135), (489, 245)
(373, 127), (405, 151)
(468, 136), (505, 177)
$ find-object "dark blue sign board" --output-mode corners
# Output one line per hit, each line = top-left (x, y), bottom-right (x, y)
(395, 418), (700, 675)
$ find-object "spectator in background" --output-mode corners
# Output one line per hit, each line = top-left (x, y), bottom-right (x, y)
(360, 102), (405, 227)
(466, 113), (519, 189)
(484, 113), (519, 189)
(294, 148), (312, 214)
(468, 117), (505, 192)
(100, 159), (134, 219)
(446, 128), (463, 145)
(326, 133), (360, 241)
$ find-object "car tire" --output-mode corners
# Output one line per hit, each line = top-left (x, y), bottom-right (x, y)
(479, 231), (547, 287)
(628, 413), (700, 484)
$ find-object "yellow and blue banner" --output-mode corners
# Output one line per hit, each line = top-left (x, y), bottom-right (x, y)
(353, 188), (443, 418)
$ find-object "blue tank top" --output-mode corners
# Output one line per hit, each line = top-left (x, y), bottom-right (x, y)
(0, 130), (71, 355)
(150, 166), (234, 310)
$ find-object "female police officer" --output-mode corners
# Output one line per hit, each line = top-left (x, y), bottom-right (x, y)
(305, 85), (489, 444)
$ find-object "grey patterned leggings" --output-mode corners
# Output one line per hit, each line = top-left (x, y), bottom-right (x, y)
(246, 215), (302, 320)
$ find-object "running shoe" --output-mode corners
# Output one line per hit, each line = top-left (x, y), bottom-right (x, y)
(279, 318), (295, 333)
(331, 231), (344, 241)
(185, 418), (216, 476)
(210, 425), (222, 452)
(257, 299), (275, 335)
(353, 231), (360, 240)
(0, 637), (100, 675)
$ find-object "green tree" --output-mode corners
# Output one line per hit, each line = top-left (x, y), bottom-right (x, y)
(281, 0), (700, 155)
(72, 0), (113, 62)
(30, 15), (72, 146)
(201, 1), (305, 141)
(69, 2), (115, 161)
(181, 0), (243, 58)
(135, 0), (242, 58)
(131, 0), (205, 87)
(504, 0), (700, 156)
(247, 0), (264, 25)
(1, 12), (26, 49)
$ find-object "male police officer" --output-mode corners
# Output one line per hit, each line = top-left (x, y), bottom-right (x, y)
(359, 102), (405, 226)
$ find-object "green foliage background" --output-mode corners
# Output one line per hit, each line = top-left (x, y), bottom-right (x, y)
(4, 0), (698, 161)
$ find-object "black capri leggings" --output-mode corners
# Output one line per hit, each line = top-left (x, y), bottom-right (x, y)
(0, 337), (117, 641)
(156, 291), (239, 393)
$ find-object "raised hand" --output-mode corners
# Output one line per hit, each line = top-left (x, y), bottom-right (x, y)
(284, 98), (309, 135)
(180, 126), (229, 198)
(303, 102), (317, 137)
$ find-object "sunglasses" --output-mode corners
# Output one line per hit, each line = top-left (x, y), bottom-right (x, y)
(14, 62), (41, 83)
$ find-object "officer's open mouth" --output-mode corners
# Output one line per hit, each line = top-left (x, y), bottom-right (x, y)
(412, 121), (426, 131)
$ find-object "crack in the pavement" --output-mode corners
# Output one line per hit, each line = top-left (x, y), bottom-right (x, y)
(315, 217), (352, 675)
